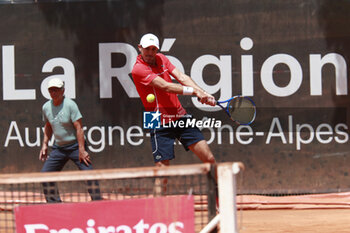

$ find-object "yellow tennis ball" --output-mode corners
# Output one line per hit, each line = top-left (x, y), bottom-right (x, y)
(146, 94), (155, 103)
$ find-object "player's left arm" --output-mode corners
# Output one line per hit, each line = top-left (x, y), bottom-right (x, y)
(171, 67), (215, 106)
(73, 119), (91, 166)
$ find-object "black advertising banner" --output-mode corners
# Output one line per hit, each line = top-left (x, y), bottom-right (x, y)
(0, 0), (349, 194)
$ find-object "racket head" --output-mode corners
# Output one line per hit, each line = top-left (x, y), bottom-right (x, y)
(227, 96), (256, 125)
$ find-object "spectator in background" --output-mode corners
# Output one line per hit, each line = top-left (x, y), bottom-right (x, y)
(39, 77), (102, 202)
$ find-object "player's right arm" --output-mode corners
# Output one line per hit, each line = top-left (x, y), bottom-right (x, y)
(149, 76), (184, 94)
(171, 67), (215, 105)
(149, 75), (215, 106)
(39, 121), (53, 161)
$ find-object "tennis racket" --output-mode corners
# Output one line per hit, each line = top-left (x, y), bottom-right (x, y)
(216, 95), (256, 125)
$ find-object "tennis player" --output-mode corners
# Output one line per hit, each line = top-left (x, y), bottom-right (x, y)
(132, 33), (216, 167)
(39, 77), (102, 202)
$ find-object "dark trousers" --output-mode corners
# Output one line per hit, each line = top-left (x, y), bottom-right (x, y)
(41, 142), (102, 203)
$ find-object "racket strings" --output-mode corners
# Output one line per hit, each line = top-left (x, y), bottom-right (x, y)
(228, 97), (256, 124)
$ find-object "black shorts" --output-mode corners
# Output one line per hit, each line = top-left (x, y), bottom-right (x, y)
(150, 116), (205, 162)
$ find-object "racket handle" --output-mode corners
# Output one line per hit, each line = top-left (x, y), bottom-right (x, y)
(197, 97), (217, 105)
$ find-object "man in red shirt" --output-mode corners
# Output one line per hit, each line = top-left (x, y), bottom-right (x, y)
(132, 33), (216, 167)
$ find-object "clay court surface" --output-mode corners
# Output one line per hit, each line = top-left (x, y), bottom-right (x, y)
(241, 209), (350, 232)
(237, 192), (350, 232)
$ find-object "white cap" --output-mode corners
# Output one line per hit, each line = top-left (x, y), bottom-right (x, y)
(48, 78), (64, 89)
(140, 33), (159, 49)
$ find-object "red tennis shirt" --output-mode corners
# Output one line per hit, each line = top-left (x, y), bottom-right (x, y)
(132, 53), (187, 124)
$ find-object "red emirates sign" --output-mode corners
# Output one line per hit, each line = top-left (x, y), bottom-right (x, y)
(15, 195), (195, 233)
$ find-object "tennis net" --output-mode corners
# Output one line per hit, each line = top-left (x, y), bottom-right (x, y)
(0, 163), (227, 233)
